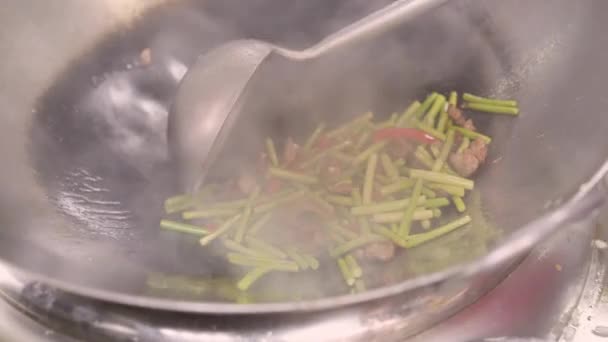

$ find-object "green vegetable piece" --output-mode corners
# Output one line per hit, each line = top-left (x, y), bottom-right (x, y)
(362, 153), (379, 204)
(462, 93), (518, 107)
(414, 146), (435, 169)
(425, 94), (446, 126)
(421, 186), (437, 198)
(409, 169), (474, 190)
(414, 92), (439, 119)
(248, 212), (273, 235)
(415, 121), (446, 141)
(404, 215), (472, 248)
(452, 196), (467, 212)
(182, 208), (238, 220)
(463, 102), (519, 115)
(337, 258), (356, 286)
(227, 253), (298, 271)
(354, 131), (371, 151)
(330, 234), (385, 258)
(199, 214), (242, 246)
(399, 179), (424, 236)
(353, 142), (387, 166)
(265, 138), (280, 166)
(351, 196), (423, 216)
(345, 255), (363, 278)
(432, 129), (455, 172)
(421, 219), (432, 230)
(426, 183), (466, 197)
(246, 236), (287, 259)
(420, 197), (451, 208)
(371, 224), (407, 248)
(223, 239), (270, 258)
(301, 140), (352, 168)
(380, 179), (415, 196)
(327, 112), (373, 139)
(234, 187), (260, 243)
(373, 209), (434, 224)
(397, 101), (422, 126)
(304, 254), (320, 270)
(352, 187), (371, 234)
(457, 137), (471, 154)
(380, 153), (399, 180)
(449, 91), (458, 107)
(452, 127), (492, 144)
(269, 167), (318, 185)
(160, 220), (209, 236)
(237, 266), (273, 291)
(326, 195), (355, 207)
(328, 221), (359, 241)
(303, 122), (326, 151)
(286, 248), (309, 270)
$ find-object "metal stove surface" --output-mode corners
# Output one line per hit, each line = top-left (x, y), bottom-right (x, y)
(0, 216), (605, 342)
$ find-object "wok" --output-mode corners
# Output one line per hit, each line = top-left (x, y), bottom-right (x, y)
(1, 0), (607, 339)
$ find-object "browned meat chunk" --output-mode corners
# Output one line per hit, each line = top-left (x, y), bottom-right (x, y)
(447, 105), (467, 126)
(362, 241), (395, 262)
(449, 138), (488, 177)
(469, 138), (488, 163)
(449, 152), (480, 177)
(463, 118), (476, 132)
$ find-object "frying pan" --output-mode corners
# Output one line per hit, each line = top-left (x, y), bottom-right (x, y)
(0, 0), (607, 338)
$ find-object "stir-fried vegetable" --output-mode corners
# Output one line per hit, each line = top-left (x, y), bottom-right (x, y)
(157, 91), (520, 296)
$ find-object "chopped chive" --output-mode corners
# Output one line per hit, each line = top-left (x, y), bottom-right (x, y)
(380, 153), (399, 180)
(326, 112), (373, 138)
(265, 138), (280, 166)
(234, 187), (260, 243)
(353, 142), (387, 166)
(351, 196), (424, 216)
(326, 195), (354, 207)
(397, 101), (422, 126)
(160, 220), (209, 235)
(352, 187), (371, 234)
(452, 127), (492, 144)
(303, 123), (326, 151)
(421, 186), (437, 198)
(414, 146), (435, 169)
(362, 153), (379, 204)
(345, 255), (363, 278)
(415, 121), (446, 141)
(337, 258), (356, 286)
(371, 224), (407, 247)
(227, 253), (298, 271)
(430, 144), (441, 158)
(246, 236), (287, 259)
(380, 179), (415, 196)
(301, 140), (352, 168)
(330, 234), (385, 258)
(182, 208), (238, 220)
(463, 93), (518, 107)
(425, 94), (446, 126)
(269, 167), (318, 185)
(436, 108), (449, 133)
(414, 92), (439, 119)
(404, 215), (472, 248)
(419, 197), (451, 208)
(399, 179), (424, 236)
(449, 91), (458, 107)
(373, 208), (434, 224)
(286, 248), (309, 270)
(237, 267), (273, 291)
(409, 169), (474, 190)
(328, 221), (359, 240)
(432, 129), (455, 172)
(248, 212), (273, 235)
(463, 102), (519, 115)
(457, 137), (471, 154)
(426, 183), (466, 197)
(452, 196), (467, 212)
(199, 214), (242, 246)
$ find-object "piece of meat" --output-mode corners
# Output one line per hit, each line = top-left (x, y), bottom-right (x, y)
(469, 138), (488, 163)
(463, 118), (476, 132)
(448, 105), (467, 126)
(282, 137), (300, 165)
(363, 241), (396, 262)
(328, 180), (353, 194)
(449, 151), (480, 177)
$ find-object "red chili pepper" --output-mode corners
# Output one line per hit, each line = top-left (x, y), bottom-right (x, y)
(373, 128), (436, 144)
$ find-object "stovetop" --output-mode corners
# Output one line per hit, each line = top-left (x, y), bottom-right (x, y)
(0, 214), (605, 342)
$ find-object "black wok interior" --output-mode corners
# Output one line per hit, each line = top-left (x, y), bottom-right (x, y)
(7, 0), (606, 306)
